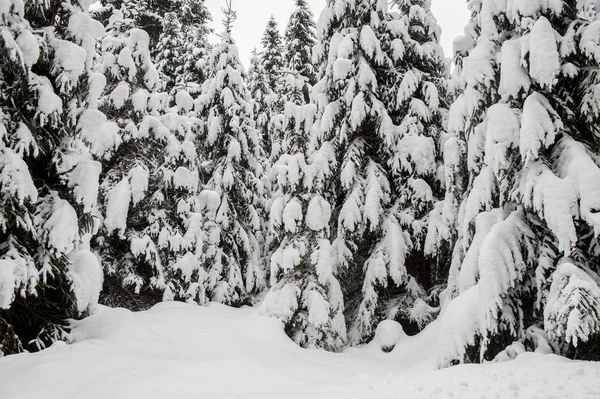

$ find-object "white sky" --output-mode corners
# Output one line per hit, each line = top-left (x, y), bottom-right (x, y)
(204, 0), (470, 67)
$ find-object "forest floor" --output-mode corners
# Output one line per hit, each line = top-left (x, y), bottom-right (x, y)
(0, 301), (599, 398)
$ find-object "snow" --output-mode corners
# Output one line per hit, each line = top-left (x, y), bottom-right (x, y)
(437, 285), (483, 366)
(453, 35), (474, 56)
(67, 250), (103, 315)
(499, 38), (530, 101)
(67, 11), (104, 68)
(131, 89), (148, 113)
(67, 160), (102, 212)
(545, 262), (600, 347)
(375, 320), (406, 352)
(110, 83), (130, 109)
(15, 29), (38, 68)
(175, 90), (194, 112)
(519, 92), (562, 164)
(104, 177), (131, 237)
(43, 197), (80, 256)
(172, 167), (199, 192)
(51, 38), (87, 91)
(528, 17), (560, 89)
(31, 74), (63, 122)
(77, 109), (121, 157)
(0, 259), (17, 309)
(1, 302), (599, 398)
(128, 165), (149, 207)
(283, 198), (303, 233)
(0, 147), (38, 204)
(306, 195), (331, 232)
(581, 21), (600, 63)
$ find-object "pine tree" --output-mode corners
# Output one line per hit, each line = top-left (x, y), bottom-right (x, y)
(99, 0), (212, 96)
(283, 0), (317, 103)
(192, 0), (266, 306)
(153, 12), (185, 94)
(252, 16), (285, 156)
(261, 15), (285, 94)
(312, 0), (447, 345)
(247, 48), (275, 156)
(386, 0), (449, 303)
(93, 7), (169, 308)
(0, 0), (106, 354)
(130, 0), (180, 46)
(178, 0), (212, 96)
(436, 0), (600, 366)
(261, 96), (346, 351)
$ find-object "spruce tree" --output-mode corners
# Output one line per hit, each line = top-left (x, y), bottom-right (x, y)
(178, 0), (212, 96)
(0, 0), (106, 354)
(261, 97), (346, 351)
(261, 15), (285, 94)
(436, 0), (600, 366)
(283, 0), (317, 103)
(252, 16), (285, 156)
(153, 12), (185, 94)
(247, 48), (275, 156)
(313, 0), (447, 345)
(193, 0), (266, 306)
(94, 7), (180, 308)
(386, 0), (449, 301)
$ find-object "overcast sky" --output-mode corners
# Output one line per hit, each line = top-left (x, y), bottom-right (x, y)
(204, 0), (470, 67)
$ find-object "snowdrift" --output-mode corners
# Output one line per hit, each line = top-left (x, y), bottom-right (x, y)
(0, 302), (598, 398)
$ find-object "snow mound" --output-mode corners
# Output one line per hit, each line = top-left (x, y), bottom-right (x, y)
(0, 303), (598, 398)
(375, 320), (406, 352)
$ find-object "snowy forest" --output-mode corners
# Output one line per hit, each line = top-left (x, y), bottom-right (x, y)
(2, 0), (600, 376)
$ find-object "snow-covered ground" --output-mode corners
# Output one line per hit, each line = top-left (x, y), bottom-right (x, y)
(1, 302), (599, 398)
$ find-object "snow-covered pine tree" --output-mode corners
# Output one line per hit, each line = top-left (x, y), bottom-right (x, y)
(96, 5), (211, 307)
(153, 12), (185, 94)
(255, 16), (285, 155)
(130, 0), (179, 46)
(261, 99), (346, 351)
(94, 7), (169, 308)
(247, 48), (275, 156)
(193, 0), (266, 306)
(247, 48), (278, 268)
(313, 0), (446, 345)
(261, 15), (285, 95)
(437, 0), (600, 366)
(385, 0), (449, 305)
(177, 0), (212, 96)
(0, 0), (106, 354)
(282, 0), (318, 104)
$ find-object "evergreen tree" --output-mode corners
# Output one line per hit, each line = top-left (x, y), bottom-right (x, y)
(94, 8), (202, 308)
(283, 0), (317, 103)
(153, 12), (185, 94)
(436, 0), (600, 367)
(99, 0), (212, 96)
(128, 0), (180, 46)
(313, 0), (447, 345)
(192, 0), (266, 306)
(261, 97), (346, 351)
(247, 48), (275, 156)
(261, 15), (285, 94)
(252, 16), (285, 156)
(178, 0), (212, 96)
(0, 0), (106, 354)
(386, 0), (449, 300)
